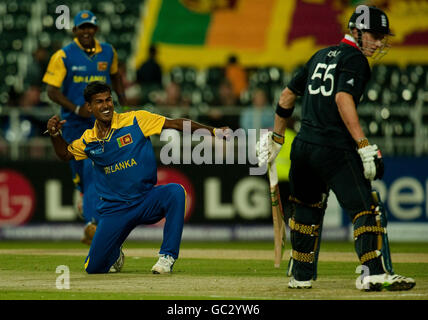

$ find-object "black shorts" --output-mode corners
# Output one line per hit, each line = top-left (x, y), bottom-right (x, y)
(289, 138), (373, 217)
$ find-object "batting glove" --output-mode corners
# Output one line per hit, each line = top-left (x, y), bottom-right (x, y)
(257, 132), (283, 167)
(374, 149), (384, 180)
(357, 144), (379, 181)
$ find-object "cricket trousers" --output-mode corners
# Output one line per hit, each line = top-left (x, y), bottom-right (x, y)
(84, 183), (186, 274)
(64, 123), (100, 224)
(71, 158), (100, 223)
(288, 138), (385, 281)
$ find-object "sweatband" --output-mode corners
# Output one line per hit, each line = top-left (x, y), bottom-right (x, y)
(275, 103), (294, 118)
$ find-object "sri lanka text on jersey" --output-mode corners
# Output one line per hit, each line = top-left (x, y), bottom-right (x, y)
(104, 158), (137, 174)
(73, 75), (107, 83)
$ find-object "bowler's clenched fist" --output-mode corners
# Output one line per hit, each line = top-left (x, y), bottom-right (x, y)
(47, 115), (66, 137)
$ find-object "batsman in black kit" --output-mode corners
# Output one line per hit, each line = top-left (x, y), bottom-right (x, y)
(258, 6), (415, 291)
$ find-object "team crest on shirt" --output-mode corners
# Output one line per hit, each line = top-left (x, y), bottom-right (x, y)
(97, 61), (108, 71)
(117, 133), (133, 148)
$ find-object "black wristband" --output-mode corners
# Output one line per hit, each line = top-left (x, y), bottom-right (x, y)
(275, 103), (294, 118)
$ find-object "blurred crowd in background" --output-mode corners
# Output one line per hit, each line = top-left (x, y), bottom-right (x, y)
(1, 0), (428, 159)
(1, 39), (280, 146)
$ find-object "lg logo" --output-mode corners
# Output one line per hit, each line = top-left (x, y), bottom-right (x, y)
(0, 170), (35, 226)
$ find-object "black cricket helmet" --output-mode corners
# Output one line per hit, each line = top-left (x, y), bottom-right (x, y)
(348, 6), (393, 36)
(348, 6), (393, 59)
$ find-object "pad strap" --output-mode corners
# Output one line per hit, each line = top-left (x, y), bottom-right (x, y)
(354, 225), (385, 239)
(360, 250), (381, 264)
(288, 196), (325, 209)
(289, 218), (320, 236)
(352, 205), (376, 224)
(291, 250), (315, 263)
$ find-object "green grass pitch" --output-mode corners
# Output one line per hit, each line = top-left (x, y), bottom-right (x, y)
(0, 240), (427, 300)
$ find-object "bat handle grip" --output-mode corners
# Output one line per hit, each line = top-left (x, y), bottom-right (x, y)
(268, 162), (279, 187)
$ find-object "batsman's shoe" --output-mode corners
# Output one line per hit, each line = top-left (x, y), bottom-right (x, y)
(356, 273), (415, 291)
(288, 277), (312, 289)
(109, 247), (125, 273)
(151, 254), (175, 274)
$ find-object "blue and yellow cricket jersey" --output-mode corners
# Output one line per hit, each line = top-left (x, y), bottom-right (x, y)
(67, 111), (165, 204)
(43, 38), (118, 142)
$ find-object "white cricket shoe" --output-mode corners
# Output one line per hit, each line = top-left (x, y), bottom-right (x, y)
(288, 277), (312, 289)
(356, 273), (416, 291)
(109, 247), (125, 273)
(151, 254), (175, 274)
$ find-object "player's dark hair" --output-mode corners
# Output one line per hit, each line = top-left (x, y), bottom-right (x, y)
(84, 81), (112, 102)
(149, 45), (157, 57)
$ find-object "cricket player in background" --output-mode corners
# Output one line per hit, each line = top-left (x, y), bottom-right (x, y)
(43, 10), (127, 245)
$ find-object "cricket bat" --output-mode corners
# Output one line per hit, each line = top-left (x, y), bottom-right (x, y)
(268, 162), (286, 268)
(372, 190), (394, 274)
